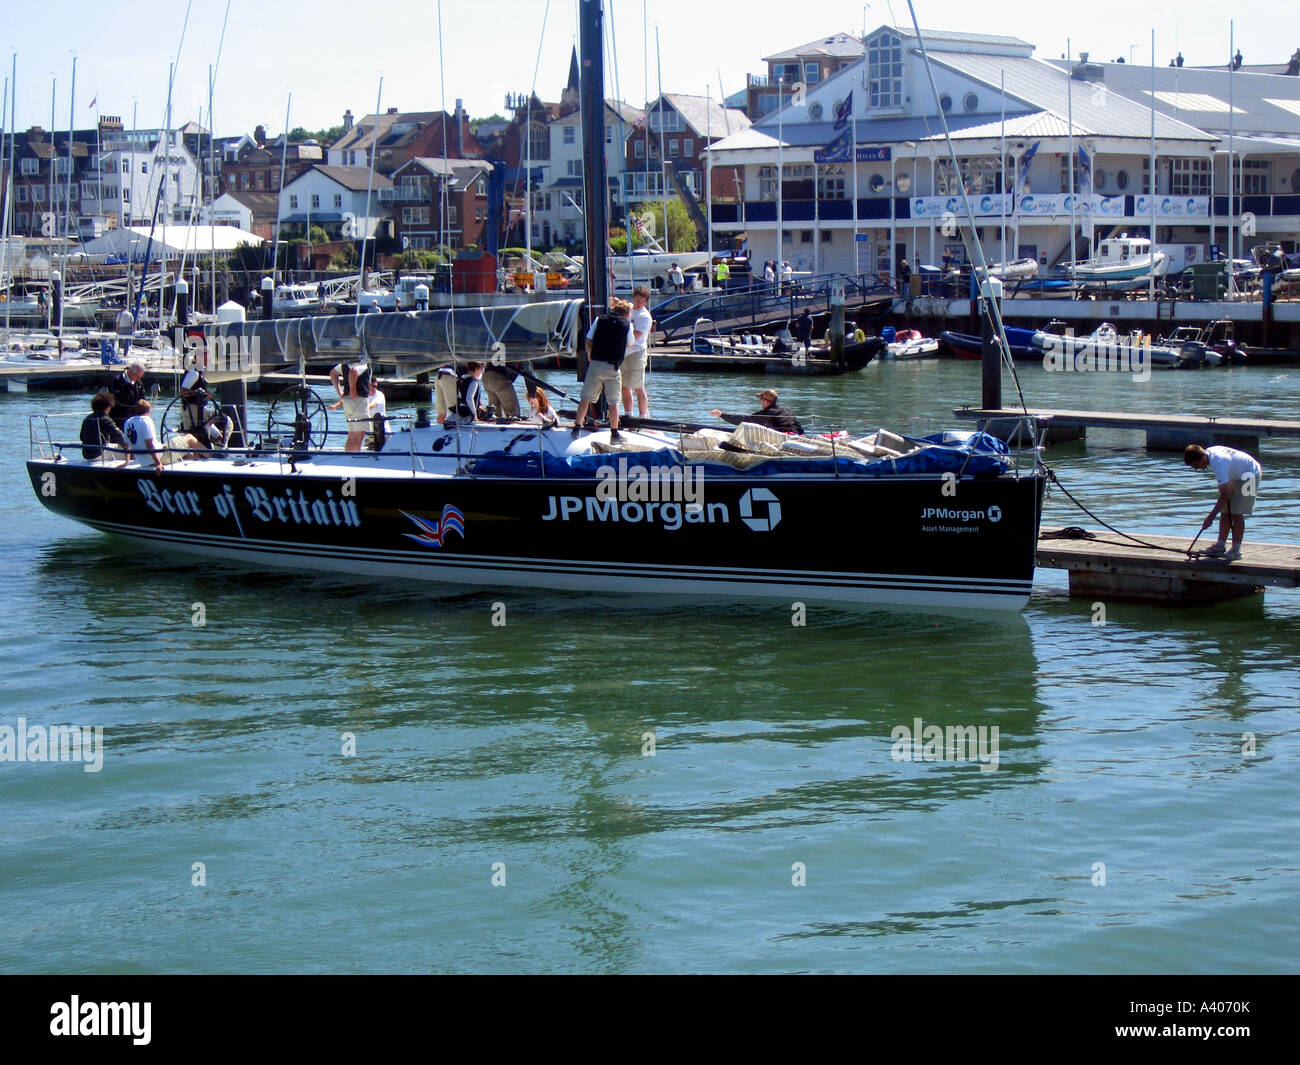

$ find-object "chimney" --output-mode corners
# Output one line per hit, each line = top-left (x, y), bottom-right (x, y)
(387, 107), (398, 115)
(456, 97), (464, 157)
(343, 109), (354, 131)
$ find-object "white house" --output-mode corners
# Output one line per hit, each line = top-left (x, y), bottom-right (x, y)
(535, 101), (643, 246)
(80, 129), (203, 229)
(279, 165), (393, 240)
(205, 191), (253, 231)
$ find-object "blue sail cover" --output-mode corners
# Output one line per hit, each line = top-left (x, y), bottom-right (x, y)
(471, 431), (1012, 479)
(208, 299), (582, 366)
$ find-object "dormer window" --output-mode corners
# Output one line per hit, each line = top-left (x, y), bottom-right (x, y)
(867, 32), (904, 110)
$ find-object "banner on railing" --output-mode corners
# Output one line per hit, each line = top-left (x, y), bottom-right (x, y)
(911, 194), (1012, 219)
(1133, 195), (1210, 218)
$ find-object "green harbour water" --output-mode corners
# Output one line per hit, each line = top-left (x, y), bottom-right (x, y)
(1, 355), (1297, 973)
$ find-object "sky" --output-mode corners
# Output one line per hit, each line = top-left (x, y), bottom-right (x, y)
(0, 0), (1288, 139)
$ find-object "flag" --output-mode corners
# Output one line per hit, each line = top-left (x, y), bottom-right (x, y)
(832, 93), (852, 132)
(632, 110), (647, 129)
(1016, 141), (1040, 189)
(402, 505), (466, 548)
(1076, 145), (1091, 184)
(88, 94), (97, 110)
(814, 127), (852, 164)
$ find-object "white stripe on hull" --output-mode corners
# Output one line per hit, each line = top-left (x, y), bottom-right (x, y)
(84, 519), (1033, 610)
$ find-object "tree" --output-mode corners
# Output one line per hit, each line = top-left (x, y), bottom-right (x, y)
(287, 125), (346, 145)
(628, 197), (697, 254)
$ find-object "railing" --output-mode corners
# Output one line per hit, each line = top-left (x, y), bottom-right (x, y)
(652, 272), (896, 341)
(1211, 194), (1300, 218)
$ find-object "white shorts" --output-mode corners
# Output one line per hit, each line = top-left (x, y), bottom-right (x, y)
(580, 360), (621, 405)
(621, 350), (647, 390)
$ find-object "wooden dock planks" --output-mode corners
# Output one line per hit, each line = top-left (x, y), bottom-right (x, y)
(1037, 526), (1300, 604)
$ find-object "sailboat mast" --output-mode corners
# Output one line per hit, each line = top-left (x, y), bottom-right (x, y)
(1148, 29), (1156, 303)
(1067, 39), (1076, 276)
(355, 76), (382, 319)
(270, 92), (290, 290)
(578, 0), (610, 313)
(48, 77), (55, 332)
(59, 55), (76, 348)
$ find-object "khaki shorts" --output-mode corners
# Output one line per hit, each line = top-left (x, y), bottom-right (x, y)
(342, 395), (371, 431)
(621, 350), (647, 390)
(482, 367), (520, 417)
(434, 374), (457, 421)
(1227, 473), (1260, 517)
(580, 360), (621, 405)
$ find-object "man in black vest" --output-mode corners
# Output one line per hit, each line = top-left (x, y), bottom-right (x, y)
(108, 359), (148, 427)
(573, 299), (630, 440)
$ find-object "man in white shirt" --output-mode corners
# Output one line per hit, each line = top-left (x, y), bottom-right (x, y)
(620, 285), (653, 418)
(123, 399), (164, 473)
(1184, 444), (1263, 560)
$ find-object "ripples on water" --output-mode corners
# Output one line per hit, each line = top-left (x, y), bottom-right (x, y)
(0, 360), (1297, 973)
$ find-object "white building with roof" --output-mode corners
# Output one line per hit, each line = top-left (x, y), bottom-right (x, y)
(706, 25), (1254, 281)
(535, 101), (643, 247)
(278, 165), (393, 240)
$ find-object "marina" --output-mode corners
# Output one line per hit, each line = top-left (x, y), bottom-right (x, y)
(1, 0), (1298, 992)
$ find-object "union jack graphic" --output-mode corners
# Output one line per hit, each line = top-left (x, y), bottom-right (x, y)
(402, 505), (466, 548)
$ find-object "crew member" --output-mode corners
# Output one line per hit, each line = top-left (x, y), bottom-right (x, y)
(1184, 444), (1262, 561)
(451, 362), (490, 424)
(709, 388), (804, 435)
(620, 285), (653, 419)
(330, 359), (374, 452)
(573, 300), (630, 440)
(79, 391), (128, 463)
(108, 359), (148, 427)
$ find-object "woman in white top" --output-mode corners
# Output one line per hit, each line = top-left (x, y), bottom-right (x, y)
(527, 391), (559, 427)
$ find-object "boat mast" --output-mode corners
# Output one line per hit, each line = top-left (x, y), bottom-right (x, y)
(1066, 39), (1076, 278)
(1000, 71), (1006, 267)
(1, 69), (10, 349)
(655, 26), (667, 252)
(59, 54), (75, 352)
(355, 75), (382, 320)
(1227, 19), (1236, 296)
(47, 78), (55, 333)
(269, 91), (290, 291)
(578, 0), (610, 314)
(1148, 29), (1156, 303)
(705, 85), (712, 267)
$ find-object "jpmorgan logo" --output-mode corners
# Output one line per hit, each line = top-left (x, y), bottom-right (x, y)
(988, 505), (1002, 523)
(739, 488), (782, 533)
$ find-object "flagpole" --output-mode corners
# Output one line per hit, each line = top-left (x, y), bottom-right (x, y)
(853, 34), (862, 278)
(777, 78), (783, 275)
(705, 84), (713, 266)
(1149, 28), (1156, 303)
(1000, 71), (1006, 268)
(1067, 38), (1076, 282)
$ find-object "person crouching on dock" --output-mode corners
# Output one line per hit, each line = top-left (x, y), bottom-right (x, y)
(1184, 444), (1262, 561)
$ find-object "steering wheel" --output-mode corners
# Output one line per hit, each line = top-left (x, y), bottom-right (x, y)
(267, 383), (330, 450)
